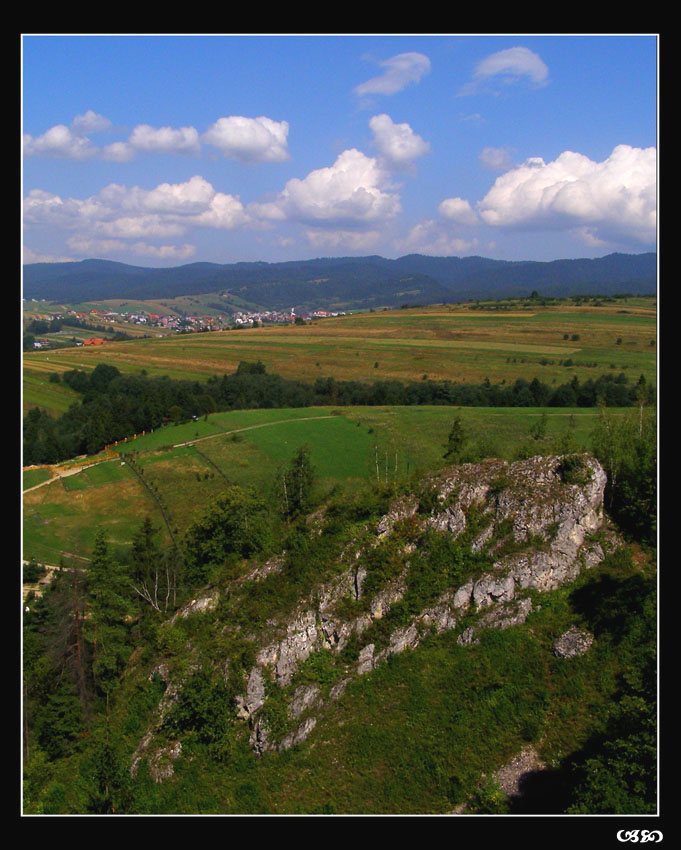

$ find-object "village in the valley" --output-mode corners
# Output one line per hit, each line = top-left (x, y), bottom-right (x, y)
(23, 300), (347, 350)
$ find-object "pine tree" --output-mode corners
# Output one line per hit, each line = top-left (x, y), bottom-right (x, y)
(85, 531), (133, 700)
(443, 415), (468, 463)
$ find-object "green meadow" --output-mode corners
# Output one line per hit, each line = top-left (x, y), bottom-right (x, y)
(22, 404), (621, 565)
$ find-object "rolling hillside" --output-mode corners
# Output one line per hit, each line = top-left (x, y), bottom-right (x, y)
(23, 252), (657, 311)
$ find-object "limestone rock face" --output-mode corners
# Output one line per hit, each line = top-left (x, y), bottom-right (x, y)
(135, 453), (616, 767)
(235, 666), (266, 719)
(289, 684), (321, 719)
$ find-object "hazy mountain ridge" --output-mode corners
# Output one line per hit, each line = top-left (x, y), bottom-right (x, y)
(23, 252), (657, 310)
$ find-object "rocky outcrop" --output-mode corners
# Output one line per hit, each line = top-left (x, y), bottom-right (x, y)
(553, 627), (595, 658)
(135, 453), (617, 767)
(230, 453), (616, 754)
(170, 590), (219, 624)
(130, 662), (189, 781)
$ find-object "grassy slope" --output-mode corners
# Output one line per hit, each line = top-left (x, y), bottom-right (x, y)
(22, 404), (624, 565)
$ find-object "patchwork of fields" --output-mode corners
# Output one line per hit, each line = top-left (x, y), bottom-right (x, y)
(23, 298), (657, 416)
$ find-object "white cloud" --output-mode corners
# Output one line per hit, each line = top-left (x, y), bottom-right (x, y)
(23, 189), (110, 227)
(272, 148), (401, 227)
(24, 111), (114, 158)
(66, 236), (130, 256)
(22, 246), (74, 264)
(23, 125), (97, 159)
(139, 175), (216, 213)
(401, 219), (481, 256)
(192, 192), (251, 230)
(100, 141), (136, 162)
(369, 114), (430, 170)
(202, 116), (290, 163)
(460, 46), (549, 95)
(128, 124), (201, 154)
(479, 146), (515, 172)
(71, 110), (112, 135)
(91, 215), (187, 240)
(476, 144), (657, 247)
(438, 197), (479, 227)
(355, 52), (431, 97)
(24, 176), (252, 263)
(303, 228), (383, 252)
(129, 242), (196, 260)
(66, 235), (196, 260)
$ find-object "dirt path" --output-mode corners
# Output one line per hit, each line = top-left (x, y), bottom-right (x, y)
(23, 461), (103, 494)
(172, 414), (337, 448)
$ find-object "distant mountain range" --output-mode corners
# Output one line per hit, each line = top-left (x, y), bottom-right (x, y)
(22, 252), (657, 311)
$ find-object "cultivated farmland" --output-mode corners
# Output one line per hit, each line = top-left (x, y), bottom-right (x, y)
(22, 297), (657, 416)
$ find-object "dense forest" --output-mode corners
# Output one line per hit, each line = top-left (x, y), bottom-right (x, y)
(23, 360), (655, 468)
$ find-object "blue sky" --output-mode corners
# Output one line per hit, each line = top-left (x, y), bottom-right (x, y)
(22, 34), (658, 267)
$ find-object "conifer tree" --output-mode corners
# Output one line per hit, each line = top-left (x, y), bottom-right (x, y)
(443, 415), (468, 463)
(85, 531), (133, 700)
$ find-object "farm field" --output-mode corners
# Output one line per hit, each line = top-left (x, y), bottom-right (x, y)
(22, 298), (657, 416)
(22, 404), (624, 566)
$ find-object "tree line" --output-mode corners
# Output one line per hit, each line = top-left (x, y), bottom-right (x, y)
(23, 359), (655, 467)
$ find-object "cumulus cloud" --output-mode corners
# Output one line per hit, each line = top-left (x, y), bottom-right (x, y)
(136, 175), (216, 213)
(202, 116), (290, 163)
(460, 46), (549, 95)
(129, 242), (196, 260)
(23, 175), (252, 263)
(438, 197), (479, 227)
(71, 110), (112, 135)
(23, 125), (98, 159)
(369, 114), (430, 170)
(90, 215), (187, 240)
(355, 52), (431, 97)
(24, 112), (292, 164)
(476, 144), (657, 247)
(100, 141), (136, 162)
(192, 192), (251, 230)
(24, 111), (113, 158)
(272, 148), (401, 227)
(128, 123), (201, 155)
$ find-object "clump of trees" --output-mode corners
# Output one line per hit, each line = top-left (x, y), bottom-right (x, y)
(274, 445), (315, 520)
(182, 486), (272, 586)
(590, 399), (656, 545)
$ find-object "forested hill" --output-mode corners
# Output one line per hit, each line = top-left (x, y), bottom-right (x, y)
(22, 252), (657, 310)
